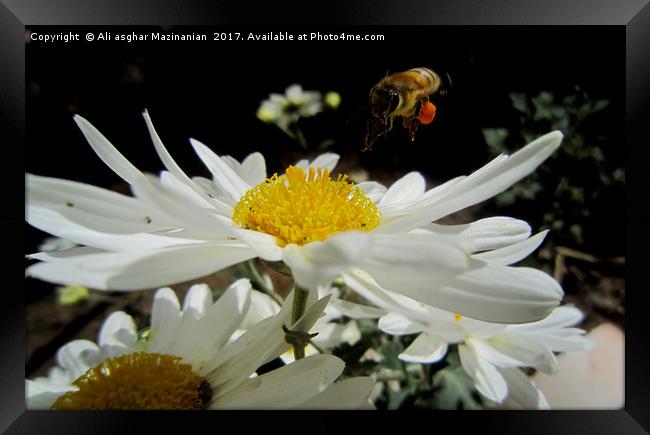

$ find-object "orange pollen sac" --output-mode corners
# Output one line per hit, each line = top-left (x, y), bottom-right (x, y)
(232, 165), (381, 246)
(51, 352), (212, 410)
(418, 101), (437, 125)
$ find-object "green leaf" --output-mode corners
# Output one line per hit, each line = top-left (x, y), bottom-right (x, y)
(387, 383), (416, 409)
(495, 190), (516, 206)
(378, 340), (405, 371)
(510, 93), (529, 113)
(482, 128), (509, 149)
(591, 99), (610, 113)
(432, 365), (483, 410)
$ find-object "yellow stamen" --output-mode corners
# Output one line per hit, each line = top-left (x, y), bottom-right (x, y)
(454, 313), (462, 322)
(51, 352), (211, 410)
(232, 166), (381, 246)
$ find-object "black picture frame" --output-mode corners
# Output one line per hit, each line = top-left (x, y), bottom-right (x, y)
(2, 1), (648, 433)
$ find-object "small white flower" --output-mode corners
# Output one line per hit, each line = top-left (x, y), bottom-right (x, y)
(342, 270), (593, 409)
(26, 279), (375, 409)
(26, 112), (564, 324)
(256, 84), (323, 131)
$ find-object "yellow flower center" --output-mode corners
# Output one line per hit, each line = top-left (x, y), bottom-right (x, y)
(233, 166), (381, 246)
(51, 352), (212, 410)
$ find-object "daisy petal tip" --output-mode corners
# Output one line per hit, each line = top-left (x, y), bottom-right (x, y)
(544, 130), (564, 148)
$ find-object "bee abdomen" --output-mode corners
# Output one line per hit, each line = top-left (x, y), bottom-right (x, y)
(406, 67), (441, 92)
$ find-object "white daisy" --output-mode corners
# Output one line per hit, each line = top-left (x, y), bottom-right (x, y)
(257, 84), (323, 131)
(26, 279), (376, 409)
(342, 269), (593, 409)
(26, 112), (563, 324)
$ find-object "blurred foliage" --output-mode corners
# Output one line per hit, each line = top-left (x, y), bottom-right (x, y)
(432, 350), (484, 410)
(56, 284), (89, 305)
(482, 88), (624, 252)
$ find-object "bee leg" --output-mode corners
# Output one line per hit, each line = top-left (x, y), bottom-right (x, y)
(384, 115), (393, 139)
(364, 116), (385, 151)
(404, 116), (420, 142)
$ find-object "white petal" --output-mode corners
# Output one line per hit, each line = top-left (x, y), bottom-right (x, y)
(26, 380), (76, 409)
(329, 299), (386, 319)
(147, 287), (182, 353)
(27, 246), (105, 262)
(294, 158), (309, 172)
(73, 115), (144, 184)
(399, 333), (448, 364)
(378, 172), (426, 212)
(130, 175), (232, 233)
(312, 320), (360, 349)
(511, 305), (585, 331)
(473, 230), (548, 265)
(26, 204), (205, 252)
(225, 223), (283, 262)
(191, 176), (236, 207)
(282, 232), (370, 290)
(143, 111), (231, 213)
(27, 243), (257, 291)
(488, 333), (559, 374)
(212, 354), (344, 409)
(205, 316), (287, 395)
(358, 232), (471, 288)
(98, 311), (137, 357)
(356, 181), (387, 203)
(206, 293), (329, 393)
(241, 290), (281, 329)
(467, 337), (524, 367)
(182, 283), (213, 317)
(498, 367), (550, 409)
(506, 306), (593, 353)
(459, 341), (508, 403)
(298, 377), (376, 409)
(159, 170), (233, 215)
(285, 230), (471, 293)
(190, 138), (251, 202)
(374, 176), (465, 232)
(378, 312), (424, 335)
(308, 153), (339, 172)
(56, 340), (101, 379)
(172, 280), (251, 365)
(388, 262), (563, 324)
(27, 174), (156, 230)
(241, 152), (267, 186)
(427, 217), (532, 252)
(194, 279), (251, 352)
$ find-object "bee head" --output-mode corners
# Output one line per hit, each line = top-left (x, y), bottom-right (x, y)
(369, 86), (400, 119)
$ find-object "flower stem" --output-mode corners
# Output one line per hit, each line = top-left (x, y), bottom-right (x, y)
(291, 285), (309, 325)
(286, 284), (311, 360)
(293, 125), (308, 149)
(243, 260), (283, 305)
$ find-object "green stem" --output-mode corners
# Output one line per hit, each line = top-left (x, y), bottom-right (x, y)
(243, 260), (283, 305)
(289, 285), (311, 360)
(293, 125), (308, 149)
(291, 285), (309, 325)
(422, 364), (433, 391)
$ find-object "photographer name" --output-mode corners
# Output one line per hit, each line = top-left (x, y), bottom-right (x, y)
(94, 32), (208, 43)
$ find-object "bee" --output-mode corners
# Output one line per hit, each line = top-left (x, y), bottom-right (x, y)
(364, 67), (442, 151)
